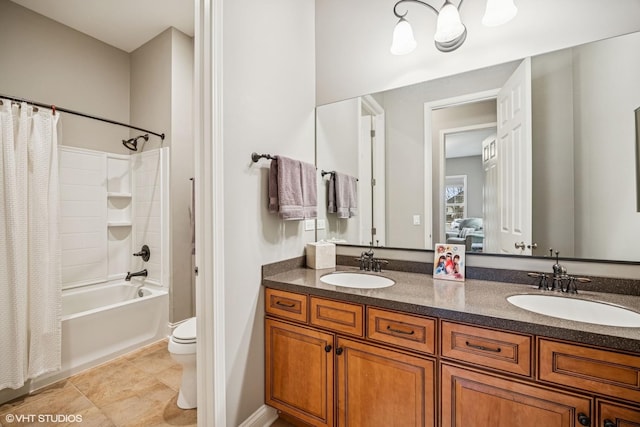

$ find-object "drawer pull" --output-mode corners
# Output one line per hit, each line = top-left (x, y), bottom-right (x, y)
(275, 300), (296, 308)
(387, 325), (415, 335)
(603, 420), (615, 427)
(465, 341), (502, 353)
(577, 413), (590, 426)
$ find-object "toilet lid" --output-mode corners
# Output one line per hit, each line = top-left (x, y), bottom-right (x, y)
(173, 317), (196, 343)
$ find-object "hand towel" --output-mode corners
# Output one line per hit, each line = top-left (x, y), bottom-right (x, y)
(268, 159), (279, 214)
(300, 161), (317, 219)
(328, 174), (336, 214)
(275, 155), (304, 220)
(333, 172), (358, 219)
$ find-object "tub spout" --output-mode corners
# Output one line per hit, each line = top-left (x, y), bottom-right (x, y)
(126, 269), (148, 281)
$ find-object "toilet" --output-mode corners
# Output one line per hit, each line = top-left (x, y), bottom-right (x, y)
(168, 317), (197, 409)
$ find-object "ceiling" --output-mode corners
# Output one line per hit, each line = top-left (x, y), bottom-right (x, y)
(445, 128), (495, 159)
(10, 0), (194, 53)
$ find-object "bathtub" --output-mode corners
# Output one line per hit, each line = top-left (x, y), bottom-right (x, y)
(60, 281), (169, 374)
(0, 281), (169, 404)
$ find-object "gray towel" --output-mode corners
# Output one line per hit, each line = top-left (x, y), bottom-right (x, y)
(268, 156), (317, 220)
(275, 156), (304, 220)
(329, 172), (357, 218)
(300, 161), (317, 219)
(268, 159), (279, 213)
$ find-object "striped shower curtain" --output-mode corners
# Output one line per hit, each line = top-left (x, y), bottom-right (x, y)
(0, 100), (61, 390)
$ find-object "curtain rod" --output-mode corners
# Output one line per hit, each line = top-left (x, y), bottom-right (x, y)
(0, 93), (165, 140)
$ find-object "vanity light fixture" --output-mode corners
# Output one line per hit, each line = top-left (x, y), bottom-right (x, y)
(390, 0), (518, 55)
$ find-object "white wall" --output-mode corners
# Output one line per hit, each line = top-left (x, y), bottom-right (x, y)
(531, 48), (575, 257)
(222, 0), (316, 424)
(0, 0), (130, 153)
(316, 0), (640, 105)
(572, 32), (640, 260)
(130, 28), (195, 323)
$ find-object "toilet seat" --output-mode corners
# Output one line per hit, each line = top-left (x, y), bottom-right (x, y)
(172, 317), (196, 344)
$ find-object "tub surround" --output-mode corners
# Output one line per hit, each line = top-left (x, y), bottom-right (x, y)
(262, 259), (640, 353)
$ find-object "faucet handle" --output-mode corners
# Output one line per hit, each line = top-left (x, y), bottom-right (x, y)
(133, 244), (151, 262)
(527, 272), (550, 290)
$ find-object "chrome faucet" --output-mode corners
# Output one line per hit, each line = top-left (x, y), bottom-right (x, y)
(126, 269), (148, 281)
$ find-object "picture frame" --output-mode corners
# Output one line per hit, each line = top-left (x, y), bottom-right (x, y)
(433, 243), (466, 281)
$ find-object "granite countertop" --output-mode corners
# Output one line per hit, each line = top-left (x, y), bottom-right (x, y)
(263, 266), (640, 354)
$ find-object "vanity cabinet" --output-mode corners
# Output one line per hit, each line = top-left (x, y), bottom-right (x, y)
(265, 318), (334, 427)
(441, 363), (592, 427)
(265, 289), (436, 427)
(265, 286), (640, 427)
(597, 400), (640, 426)
(336, 337), (435, 427)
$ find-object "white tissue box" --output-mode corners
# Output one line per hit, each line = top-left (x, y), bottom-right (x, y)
(306, 242), (336, 269)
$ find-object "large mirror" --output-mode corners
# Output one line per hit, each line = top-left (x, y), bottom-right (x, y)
(316, 30), (640, 262)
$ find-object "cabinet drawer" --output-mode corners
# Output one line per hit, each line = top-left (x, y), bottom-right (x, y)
(310, 297), (364, 337)
(367, 308), (436, 355)
(441, 321), (532, 377)
(538, 338), (640, 403)
(265, 288), (308, 323)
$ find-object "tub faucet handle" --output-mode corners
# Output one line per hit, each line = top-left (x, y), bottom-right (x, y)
(133, 245), (150, 262)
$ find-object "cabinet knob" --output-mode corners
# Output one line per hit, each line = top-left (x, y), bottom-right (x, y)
(603, 420), (615, 427)
(335, 347), (344, 355)
(577, 413), (590, 426)
(324, 345), (332, 353)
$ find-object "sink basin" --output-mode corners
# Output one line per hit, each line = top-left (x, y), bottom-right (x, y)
(320, 272), (395, 289)
(507, 294), (640, 327)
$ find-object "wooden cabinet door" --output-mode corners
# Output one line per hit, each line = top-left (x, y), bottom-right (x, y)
(265, 318), (334, 427)
(598, 400), (640, 427)
(441, 363), (592, 427)
(336, 337), (435, 427)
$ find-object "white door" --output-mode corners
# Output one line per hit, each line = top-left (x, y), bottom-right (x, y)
(482, 135), (499, 253)
(496, 57), (532, 255)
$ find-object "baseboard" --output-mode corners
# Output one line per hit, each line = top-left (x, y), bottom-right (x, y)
(239, 404), (278, 427)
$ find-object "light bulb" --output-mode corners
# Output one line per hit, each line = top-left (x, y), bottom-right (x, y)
(434, 2), (465, 43)
(390, 17), (417, 55)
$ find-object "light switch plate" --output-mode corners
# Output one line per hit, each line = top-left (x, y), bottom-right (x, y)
(316, 219), (326, 230)
(413, 215), (421, 225)
(304, 219), (315, 231)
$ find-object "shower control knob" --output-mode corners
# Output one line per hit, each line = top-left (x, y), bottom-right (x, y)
(133, 244), (151, 262)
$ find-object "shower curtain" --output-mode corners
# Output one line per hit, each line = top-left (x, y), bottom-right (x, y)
(0, 100), (61, 390)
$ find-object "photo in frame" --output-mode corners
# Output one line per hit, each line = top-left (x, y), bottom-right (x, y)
(433, 243), (466, 281)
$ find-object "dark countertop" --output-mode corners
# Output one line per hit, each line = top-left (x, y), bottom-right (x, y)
(263, 266), (640, 354)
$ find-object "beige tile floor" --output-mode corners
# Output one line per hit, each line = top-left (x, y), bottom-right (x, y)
(0, 340), (196, 427)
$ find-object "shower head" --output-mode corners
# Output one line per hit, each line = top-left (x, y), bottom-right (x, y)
(122, 134), (149, 151)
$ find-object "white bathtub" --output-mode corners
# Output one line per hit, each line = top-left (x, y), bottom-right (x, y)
(0, 281), (169, 404)
(60, 281), (169, 373)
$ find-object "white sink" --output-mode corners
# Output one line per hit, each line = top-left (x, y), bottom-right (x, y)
(507, 294), (640, 327)
(320, 272), (395, 289)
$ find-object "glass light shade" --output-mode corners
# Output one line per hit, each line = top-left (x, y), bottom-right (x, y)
(390, 18), (417, 55)
(434, 2), (465, 43)
(482, 0), (518, 27)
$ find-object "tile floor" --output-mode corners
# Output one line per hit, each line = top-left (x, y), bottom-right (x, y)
(0, 339), (196, 427)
